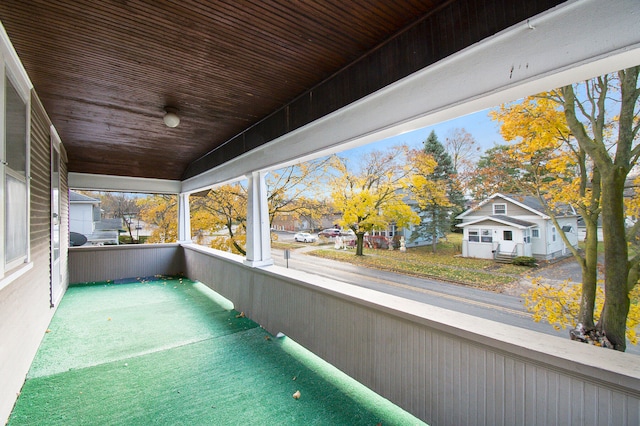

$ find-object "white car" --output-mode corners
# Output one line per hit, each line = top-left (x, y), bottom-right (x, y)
(294, 232), (317, 243)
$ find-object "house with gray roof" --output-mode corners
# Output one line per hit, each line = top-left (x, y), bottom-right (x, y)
(456, 193), (579, 261)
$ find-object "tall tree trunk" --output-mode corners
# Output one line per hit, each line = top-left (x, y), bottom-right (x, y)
(577, 218), (599, 330)
(576, 161), (601, 332)
(227, 223), (246, 256)
(355, 232), (365, 256)
(598, 171), (630, 351)
(431, 209), (437, 254)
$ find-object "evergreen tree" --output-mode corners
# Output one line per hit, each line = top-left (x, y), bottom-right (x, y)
(413, 131), (462, 251)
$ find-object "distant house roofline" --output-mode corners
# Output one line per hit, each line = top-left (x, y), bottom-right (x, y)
(69, 190), (100, 204)
(456, 215), (537, 229)
(456, 193), (576, 219)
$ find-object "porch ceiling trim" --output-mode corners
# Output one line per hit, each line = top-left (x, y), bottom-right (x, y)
(68, 172), (181, 194)
(182, 0), (640, 194)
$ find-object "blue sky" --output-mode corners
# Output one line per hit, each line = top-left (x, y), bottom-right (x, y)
(342, 108), (506, 161)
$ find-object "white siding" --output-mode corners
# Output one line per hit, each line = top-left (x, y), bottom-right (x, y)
(69, 203), (94, 236)
(175, 244), (640, 425)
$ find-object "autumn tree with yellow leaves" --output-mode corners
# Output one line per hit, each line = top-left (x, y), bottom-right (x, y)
(467, 145), (522, 200)
(492, 94), (602, 337)
(493, 66), (640, 351)
(525, 278), (640, 346)
(329, 146), (420, 256)
(407, 149), (452, 253)
(191, 183), (248, 254)
(265, 159), (333, 229)
(136, 194), (178, 243)
(559, 67), (640, 351)
(190, 160), (331, 255)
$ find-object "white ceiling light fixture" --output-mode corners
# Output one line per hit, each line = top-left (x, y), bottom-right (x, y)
(163, 107), (180, 128)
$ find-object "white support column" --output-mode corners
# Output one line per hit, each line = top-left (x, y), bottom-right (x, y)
(244, 171), (273, 267)
(178, 192), (192, 243)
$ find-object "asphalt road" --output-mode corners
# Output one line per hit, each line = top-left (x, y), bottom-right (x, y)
(273, 246), (563, 337)
(272, 232), (640, 355)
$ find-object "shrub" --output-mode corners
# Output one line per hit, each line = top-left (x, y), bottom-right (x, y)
(512, 256), (537, 267)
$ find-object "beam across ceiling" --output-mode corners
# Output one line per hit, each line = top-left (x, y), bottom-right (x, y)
(182, 0), (640, 194)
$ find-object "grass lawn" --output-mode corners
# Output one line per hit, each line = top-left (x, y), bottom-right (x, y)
(308, 233), (533, 292)
(578, 240), (605, 254)
(272, 241), (315, 250)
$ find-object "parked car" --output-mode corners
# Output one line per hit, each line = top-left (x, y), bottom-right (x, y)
(318, 228), (341, 238)
(294, 232), (317, 243)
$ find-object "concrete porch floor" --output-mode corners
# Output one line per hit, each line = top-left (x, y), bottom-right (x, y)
(8, 277), (424, 425)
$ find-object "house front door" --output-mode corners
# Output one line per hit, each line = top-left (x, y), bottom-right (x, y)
(500, 229), (517, 254)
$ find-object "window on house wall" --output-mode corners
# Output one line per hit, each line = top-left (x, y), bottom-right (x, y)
(503, 230), (513, 241)
(469, 228), (493, 243)
(523, 229), (531, 243)
(532, 228), (540, 238)
(493, 203), (506, 215)
(552, 226), (557, 242)
(2, 67), (30, 277)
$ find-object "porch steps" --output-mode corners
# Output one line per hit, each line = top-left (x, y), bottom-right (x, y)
(494, 252), (517, 264)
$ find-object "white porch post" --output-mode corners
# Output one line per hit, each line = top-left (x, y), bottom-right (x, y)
(178, 192), (192, 243)
(244, 171), (273, 267)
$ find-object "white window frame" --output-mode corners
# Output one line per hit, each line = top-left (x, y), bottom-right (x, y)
(551, 225), (557, 242)
(480, 229), (493, 243)
(493, 203), (507, 215)
(468, 229), (479, 242)
(0, 27), (32, 289)
(532, 227), (540, 238)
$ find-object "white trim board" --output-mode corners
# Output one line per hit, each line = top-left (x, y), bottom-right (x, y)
(68, 172), (181, 194)
(182, 0), (640, 193)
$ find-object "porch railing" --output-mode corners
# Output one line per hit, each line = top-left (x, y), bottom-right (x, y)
(69, 244), (640, 426)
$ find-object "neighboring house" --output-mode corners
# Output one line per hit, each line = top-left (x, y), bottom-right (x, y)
(399, 223), (436, 248)
(577, 217), (604, 242)
(69, 191), (101, 237)
(69, 191), (122, 245)
(320, 213), (342, 231)
(401, 195), (441, 248)
(362, 221), (436, 249)
(270, 212), (299, 232)
(456, 193), (579, 261)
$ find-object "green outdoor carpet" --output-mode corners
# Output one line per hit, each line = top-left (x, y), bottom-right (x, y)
(9, 277), (425, 425)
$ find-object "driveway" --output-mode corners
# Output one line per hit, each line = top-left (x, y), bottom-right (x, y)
(504, 254), (604, 297)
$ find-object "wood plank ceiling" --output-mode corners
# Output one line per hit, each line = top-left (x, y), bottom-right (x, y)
(0, 0), (563, 181)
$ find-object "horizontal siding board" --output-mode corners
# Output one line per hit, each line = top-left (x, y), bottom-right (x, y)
(1, 89), (58, 421)
(68, 245), (184, 283)
(65, 245), (640, 425)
